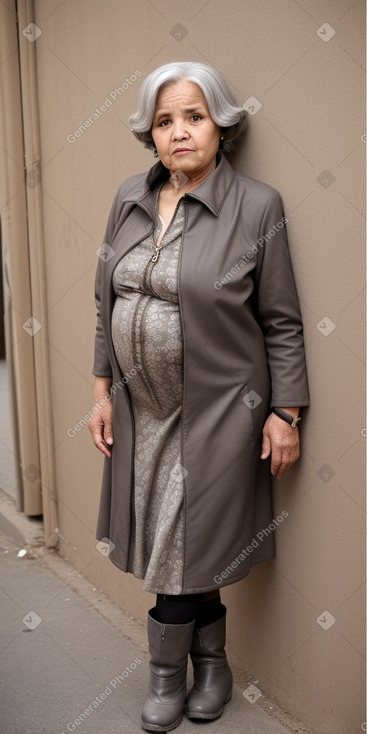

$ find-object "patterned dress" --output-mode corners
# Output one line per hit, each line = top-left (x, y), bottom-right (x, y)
(111, 187), (185, 595)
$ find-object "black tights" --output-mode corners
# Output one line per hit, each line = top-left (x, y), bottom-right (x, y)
(154, 591), (224, 626)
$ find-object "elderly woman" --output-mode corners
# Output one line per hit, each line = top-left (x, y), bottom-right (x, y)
(89, 61), (309, 732)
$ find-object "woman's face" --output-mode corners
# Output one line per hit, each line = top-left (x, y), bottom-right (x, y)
(151, 80), (221, 177)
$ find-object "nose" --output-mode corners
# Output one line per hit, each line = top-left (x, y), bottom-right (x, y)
(171, 119), (189, 141)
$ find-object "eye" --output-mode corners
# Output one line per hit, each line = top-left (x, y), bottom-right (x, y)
(191, 114), (202, 122)
(158, 119), (170, 127)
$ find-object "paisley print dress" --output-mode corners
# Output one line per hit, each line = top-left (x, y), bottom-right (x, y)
(111, 188), (185, 594)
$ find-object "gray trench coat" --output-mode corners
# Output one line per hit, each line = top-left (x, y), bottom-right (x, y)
(93, 153), (309, 593)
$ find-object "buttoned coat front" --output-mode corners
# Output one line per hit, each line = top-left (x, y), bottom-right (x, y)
(93, 153), (309, 593)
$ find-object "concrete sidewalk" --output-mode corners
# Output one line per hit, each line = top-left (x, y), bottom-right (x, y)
(0, 529), (303, 734)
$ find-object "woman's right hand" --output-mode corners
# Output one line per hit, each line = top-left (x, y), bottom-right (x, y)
(88, 377), (114, 458)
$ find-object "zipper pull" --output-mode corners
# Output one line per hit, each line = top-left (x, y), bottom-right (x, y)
(152, 215), (165, 262)
(151, 247), (160, 263)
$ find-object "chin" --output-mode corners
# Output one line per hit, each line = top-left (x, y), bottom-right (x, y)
(168, 159), (196, 172)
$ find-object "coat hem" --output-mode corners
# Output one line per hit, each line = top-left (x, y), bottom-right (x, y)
(178, 553), (276, 594)
(98, 535), (275, 594)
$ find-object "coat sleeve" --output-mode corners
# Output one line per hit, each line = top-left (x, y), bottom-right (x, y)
(254, 190), (310, 408)
(92, 187), (121, 378)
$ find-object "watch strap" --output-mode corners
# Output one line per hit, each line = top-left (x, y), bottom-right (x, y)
(272, 407), (301, 428)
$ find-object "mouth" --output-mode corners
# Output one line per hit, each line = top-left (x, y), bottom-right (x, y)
(172, 147), (194, 154)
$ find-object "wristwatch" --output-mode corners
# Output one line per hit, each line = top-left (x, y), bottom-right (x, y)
(272, 407), (301, 428)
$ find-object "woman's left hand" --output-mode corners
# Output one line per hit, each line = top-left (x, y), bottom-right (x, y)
(261, 412), (300, 479)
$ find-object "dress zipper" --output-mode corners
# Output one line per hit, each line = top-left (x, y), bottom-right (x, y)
(151, 187), (183, 263)
(151, 246), (160, 263)
(151, 186), (165, 263)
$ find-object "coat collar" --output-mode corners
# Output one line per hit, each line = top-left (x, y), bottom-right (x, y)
(122, 153), (236, 218)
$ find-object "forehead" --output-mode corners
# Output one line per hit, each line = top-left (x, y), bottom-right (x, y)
(155, 80), (208, 109)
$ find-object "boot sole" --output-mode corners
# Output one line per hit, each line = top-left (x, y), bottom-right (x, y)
(141, 712), (183, 732)
(185, 690), (232, 720)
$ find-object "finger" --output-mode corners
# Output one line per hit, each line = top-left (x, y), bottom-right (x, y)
(103, 422), (114, 446)
(275, 461), (286, 480)
(277, 461), (291, 480)
(261, 433), (271, 459)
(275, 446), (300, 479)
(89, 424), (112, 458)
(96, 439), (112, 458)
(270, 446), (283, 477)
(96, 430), (112, 457)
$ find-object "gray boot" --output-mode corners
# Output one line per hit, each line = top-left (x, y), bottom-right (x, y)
(185, 607), (233, 720)
(141, 609), (195, 732)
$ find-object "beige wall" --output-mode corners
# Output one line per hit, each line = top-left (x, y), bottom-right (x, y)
(3, 1), (366, 733)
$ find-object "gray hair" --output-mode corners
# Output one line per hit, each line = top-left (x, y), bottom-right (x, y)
(129, 62), (248, 152)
